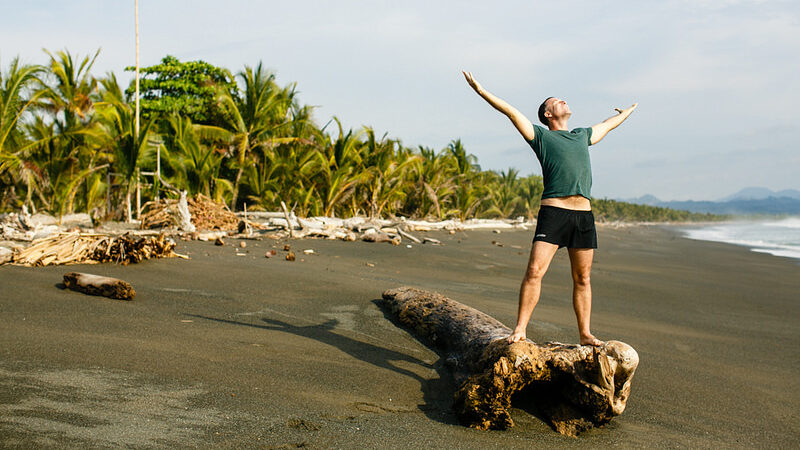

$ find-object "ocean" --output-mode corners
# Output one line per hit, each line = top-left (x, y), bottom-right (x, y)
(682, 217), (800, 262)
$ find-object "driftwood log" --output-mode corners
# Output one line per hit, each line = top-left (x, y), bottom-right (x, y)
(380, 287), (639, 436)
(63, 272), (135, 300)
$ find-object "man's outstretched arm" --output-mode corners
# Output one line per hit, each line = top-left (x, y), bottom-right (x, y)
(590, 103), (638, 145)
(463, 71), (535, 141)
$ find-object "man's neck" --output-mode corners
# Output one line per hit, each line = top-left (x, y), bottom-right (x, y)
(547, 118), (569, 131)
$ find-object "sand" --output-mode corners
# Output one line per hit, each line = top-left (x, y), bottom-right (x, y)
(0, 225), (798, 448)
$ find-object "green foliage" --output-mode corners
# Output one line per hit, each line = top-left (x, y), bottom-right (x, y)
(126, 55), (236, 124)
(591, 198), (726, 222)
(1, 48), (726, 224)
(0, 57), (43, 210)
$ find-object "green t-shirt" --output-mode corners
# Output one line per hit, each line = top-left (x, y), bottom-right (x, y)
(528, 124), (593, 200)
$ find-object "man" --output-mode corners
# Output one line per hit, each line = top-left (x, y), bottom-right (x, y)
(463, 71), (637, 346)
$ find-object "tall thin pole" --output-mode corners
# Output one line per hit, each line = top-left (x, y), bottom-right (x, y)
(134, 0), (140, 138)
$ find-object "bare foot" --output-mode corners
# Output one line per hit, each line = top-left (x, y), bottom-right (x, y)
(507, 330), (526, 344)
(580, 335), (604, 346)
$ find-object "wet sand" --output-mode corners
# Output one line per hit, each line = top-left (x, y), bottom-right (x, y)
(1, 225), (798, 448)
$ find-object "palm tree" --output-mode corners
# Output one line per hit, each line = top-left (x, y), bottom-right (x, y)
(358, 128), (419, 218)
(161, 114), (231, 199)
(215, 63), (297, 210)
(19, 116), (106, 217)
(311, 119), (367, 217)
(402, 146), (457, 219)
(28, 49), (106, 216)
(516, 175), (544, 219)
(96, 74), (157, 221)
(0, 57), (43, 210)
(484, 168), (522, 218)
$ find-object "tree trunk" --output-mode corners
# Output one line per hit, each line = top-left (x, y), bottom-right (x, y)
(230, 166), (243, 212)
(380, 287), (639, 436)
(63, 272), (135, 300)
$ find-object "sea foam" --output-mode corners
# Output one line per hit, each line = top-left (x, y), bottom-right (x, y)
(682, 218), (800, 261)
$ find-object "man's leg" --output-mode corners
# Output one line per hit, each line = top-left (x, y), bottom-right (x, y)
(508, 240), (560, 343)
(568, 248), (601, 346)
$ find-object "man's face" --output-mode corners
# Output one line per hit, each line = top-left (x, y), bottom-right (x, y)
(546, 97), (571, 120)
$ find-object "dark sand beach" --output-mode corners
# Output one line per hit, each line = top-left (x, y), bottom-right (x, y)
(1, 225), (798, 448)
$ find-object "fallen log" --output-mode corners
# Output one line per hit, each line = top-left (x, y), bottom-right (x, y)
(379, 287), (638, 436)
(63, 272), (135, 300)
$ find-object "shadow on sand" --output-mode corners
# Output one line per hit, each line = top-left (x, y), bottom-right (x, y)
(187, 306), (459, 425)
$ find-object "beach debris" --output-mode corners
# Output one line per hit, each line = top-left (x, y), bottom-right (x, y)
(397, 228), (422, 244)
(380, 287), (639, 437)
(286, 251), (296, 261)
(231, 213), (530, 242)
(365, 262), (375, 267)
(8, 232), (184, 267)
(193, 230), (227, 242)
(423, 237), (441, 245)
(239, 241), (247, 248)
(141, 193), (238, 231)
(176, 191), (196, 232)
(0, 247), (13, 264)
(280, 201), (296, 238)
(303, 249), (314, 255)
(1, 208), (64, 241)
(214, 237), (225, 246)
(283, 244), (291, 251)
(63, 272), (135, 300)
(265, 250), (277, 258)
(361, 229), (401, 245)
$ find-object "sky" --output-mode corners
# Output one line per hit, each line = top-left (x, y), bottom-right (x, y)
(1, 0), (798, 201)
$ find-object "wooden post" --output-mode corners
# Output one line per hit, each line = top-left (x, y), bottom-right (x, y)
(136, 168), (141, 220)
(243, 202), (251, 235)
(134, 0), (140, 139)
(106, 171), (111, 217)
(156, 143), (160, 201)
(280, 200), (294, 238)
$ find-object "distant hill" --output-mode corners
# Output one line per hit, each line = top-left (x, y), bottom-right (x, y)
(620, 187), (800, 215)
(721, 187), (800, 201)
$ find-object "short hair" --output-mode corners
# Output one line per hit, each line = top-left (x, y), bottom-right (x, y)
(538, 97), (554, 126)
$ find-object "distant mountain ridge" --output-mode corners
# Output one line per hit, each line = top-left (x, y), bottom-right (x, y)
(720, 187), (800, 201)
(620, 187), (800, 215)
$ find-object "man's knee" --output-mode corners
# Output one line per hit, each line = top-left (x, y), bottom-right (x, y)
(572, 271), (591, 287)
(523, 264), (548, 285)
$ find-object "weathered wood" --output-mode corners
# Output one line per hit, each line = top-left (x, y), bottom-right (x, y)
(361, 230), (401, 245)
(280, 201), (295, 238)
(397, 228), (422, 243)
(63, 272), (135, 300)
(380, 287), (639, 436)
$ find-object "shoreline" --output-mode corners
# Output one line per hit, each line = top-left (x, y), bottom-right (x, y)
(1, 224), (798, 447)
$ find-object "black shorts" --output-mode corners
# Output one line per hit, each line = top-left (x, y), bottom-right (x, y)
(533, 205), (597, 249)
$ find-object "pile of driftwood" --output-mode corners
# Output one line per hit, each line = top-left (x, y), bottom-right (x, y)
(230, 212), (531, 244)
(141, 194), (238, 231)
(10, 232), (183, 267)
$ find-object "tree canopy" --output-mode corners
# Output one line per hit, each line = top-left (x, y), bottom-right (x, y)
(125, 55), (236, 124)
